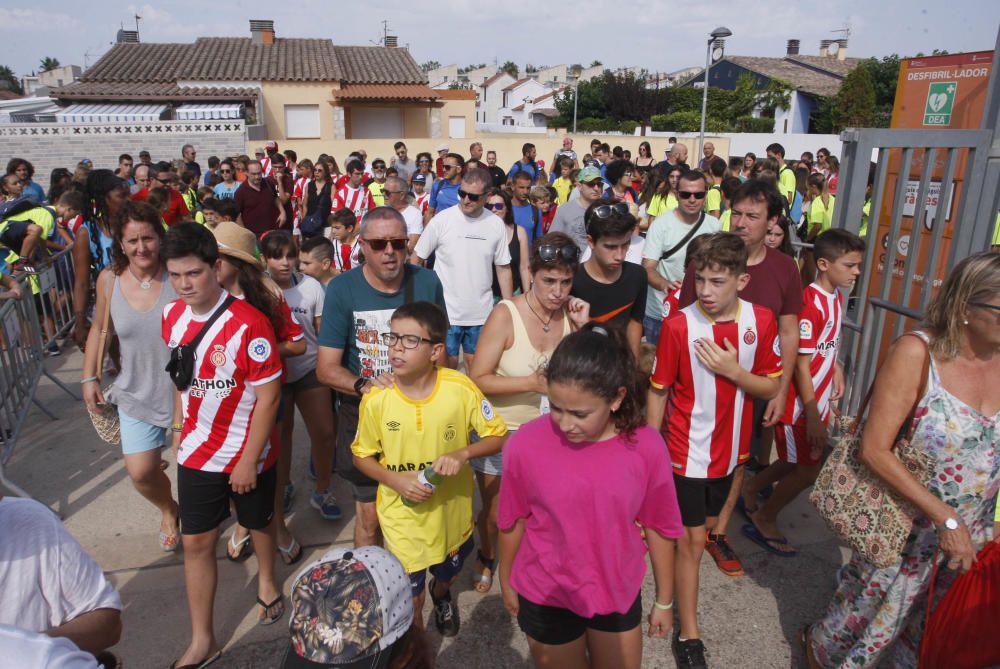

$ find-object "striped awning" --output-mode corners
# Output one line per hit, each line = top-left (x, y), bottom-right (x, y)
(175, 102), (244, 120)
(55, 103), (168, 123)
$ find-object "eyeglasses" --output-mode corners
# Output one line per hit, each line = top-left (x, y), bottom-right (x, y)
(363, 237), (408, 252)
(969, 302), (1000, 313)
(381, 332), (436, 349)
(678, 190), (707, 200)
(623, 172), (634, 177)
(458, 189), (483, 202)
(444, 164), (460, 170)
(535, 244), (580, 264)
(373, 165), (386, 170)
(219, 169), (232, 174)
(589, 202), (630, 221)
(485, 202), (505, 211)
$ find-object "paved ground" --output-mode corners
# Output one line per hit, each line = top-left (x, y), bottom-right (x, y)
(6, 348), (849, 668)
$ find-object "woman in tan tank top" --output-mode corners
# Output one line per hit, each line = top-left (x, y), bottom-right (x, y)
(467, 231), (592, 592)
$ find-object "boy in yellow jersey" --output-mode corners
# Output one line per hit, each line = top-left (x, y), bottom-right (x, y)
(766, 142), (796, 205)
(552, 158), (574, 204)
(704, 157), (726, 218)
(352, 301), (508, 637)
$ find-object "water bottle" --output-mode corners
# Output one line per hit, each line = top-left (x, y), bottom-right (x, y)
(401, 465), (444, 507)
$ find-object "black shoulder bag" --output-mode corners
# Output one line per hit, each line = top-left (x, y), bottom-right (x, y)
(659, 212), (706, 262)
(165, 295), (236, 391)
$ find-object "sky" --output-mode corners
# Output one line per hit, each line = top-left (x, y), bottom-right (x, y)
(1, 1), (998, 79)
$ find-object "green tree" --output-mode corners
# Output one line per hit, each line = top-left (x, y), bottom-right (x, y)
(500, 61), (519, 78)
(39, 57), (61, 72)
(831, 63), (877, 131)
(420, 60), (441, 72)
(590, 60), (603, 67)
(861, 55), (901, 127)
(0, 65), (22, 95)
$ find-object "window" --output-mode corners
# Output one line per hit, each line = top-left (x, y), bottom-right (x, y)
(284, 104), (320, 139)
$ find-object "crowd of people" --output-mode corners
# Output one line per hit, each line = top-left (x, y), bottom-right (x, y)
(0, 134), (997, 669)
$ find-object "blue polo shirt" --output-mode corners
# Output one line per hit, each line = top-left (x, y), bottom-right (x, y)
(512, 203), (537, 245)
(430, 179), (460, 212)
(507, 160), (539, 182)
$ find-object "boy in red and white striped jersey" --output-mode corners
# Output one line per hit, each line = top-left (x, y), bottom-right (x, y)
(742, 229), (865, 555)
(332, 159), (375, 222)
(161, 223), (285, 667)
(646, 232), (782, 661)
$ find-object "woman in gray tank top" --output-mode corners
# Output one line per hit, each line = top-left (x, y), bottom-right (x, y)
(81, 201), (180, 552)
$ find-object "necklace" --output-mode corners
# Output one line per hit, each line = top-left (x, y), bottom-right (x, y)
(128, 266), (156, 290)
(525, 293), (555, 333)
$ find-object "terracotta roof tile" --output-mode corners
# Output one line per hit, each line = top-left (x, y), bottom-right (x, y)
(52, 81), (258, 101)
(502, 77), (532, 92)
(726, 56), (848, 97)
(335, 84), (440, 100)
(786, 55), (863, 78)
(481, 72), (512, 88)
(332, 46), (426, 84)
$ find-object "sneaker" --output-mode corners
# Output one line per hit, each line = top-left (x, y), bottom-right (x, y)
(673, 635), (708, 669)
(310, 490), (343, 520)
(705, 533), (744, 576)
(45, 342), (60, 357)
(433, 594), (460, 637)
(10, 259), (35, 274)
(282, 482), (295, 514)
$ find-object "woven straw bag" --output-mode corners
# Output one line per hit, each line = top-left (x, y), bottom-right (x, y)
(87, 272), (120, 444)
(808, 333), (933, 568)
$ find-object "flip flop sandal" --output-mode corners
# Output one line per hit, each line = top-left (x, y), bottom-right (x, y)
(741, 522), (798, 557)
(736, 495), (758, 519)
(472, 563), (494, 593)
(159, 523), (180, 552)
(257, 595), (285, 626)
(226, 531), (253, 563)
(170, 649), (222, 669)
(278, 537), (303, 565)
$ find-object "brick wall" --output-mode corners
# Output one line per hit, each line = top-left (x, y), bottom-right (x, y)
(0, 121), (247, 186)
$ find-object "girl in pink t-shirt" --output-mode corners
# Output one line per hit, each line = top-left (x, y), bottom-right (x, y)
(498, 324), (683, 668)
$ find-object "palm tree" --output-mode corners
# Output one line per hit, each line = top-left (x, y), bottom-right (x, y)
(39, 57), (61, 72)
(0, 65), (23, 94)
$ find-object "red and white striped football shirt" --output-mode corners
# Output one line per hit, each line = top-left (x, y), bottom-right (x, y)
(782, 283), (842, 424)
(332, 184), (375, 221)
(416, 192), (430, 215)
(650, 299), (782, 478)
(291, 177), (311, 231)
(162, 291), (283, 473)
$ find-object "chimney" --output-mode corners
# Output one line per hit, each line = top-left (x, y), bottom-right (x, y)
(836, 38), (848, 61)
(385, 35), (398, 48)
(250, 19), (275, 45)
(116, 29), (139, 44)
(786, 39), (800, 56)
(820, 39), (835, 57)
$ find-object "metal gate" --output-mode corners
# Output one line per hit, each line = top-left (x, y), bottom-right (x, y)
(833, 33), (1000, 413)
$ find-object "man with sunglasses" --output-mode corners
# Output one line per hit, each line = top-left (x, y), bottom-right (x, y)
(550, 165), (606, 254)
(424, 153), (464, 225)
(414, 169), (512, 370)
(642, 170), (720, 344)
(317, 207), (446, 548)
(131, 162), (190, 226)
(390, 141), (415, 182)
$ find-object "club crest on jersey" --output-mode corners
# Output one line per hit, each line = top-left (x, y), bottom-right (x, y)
(481, 399), (495, 421)
(210, 344), (227, 367)
(743, 328), (756, 345)
(772, 336), (782, 356)
(247, 337), (271, 362)
(444, 425), (456, 442)
(799, 319), (813, 340)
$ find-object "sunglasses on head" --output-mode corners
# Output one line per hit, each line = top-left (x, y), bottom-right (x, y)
(535, 244), (580, 264)
(364, 237), (408, 252)
(458, 189), (483, 202)
(588, 202), (630, 222)
(678, 190), (706, 200)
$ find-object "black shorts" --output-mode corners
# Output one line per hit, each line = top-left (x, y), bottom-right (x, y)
(673, 473), (734, 527)
(177, 464), (277, 535)
(282, 369), (324, 395)
(0, 219), (32, 249)
(517, 592), (642, 646)
(336, 395), (378, 501)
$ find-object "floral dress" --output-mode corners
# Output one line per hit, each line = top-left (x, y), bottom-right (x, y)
(811, 333), (999, 668)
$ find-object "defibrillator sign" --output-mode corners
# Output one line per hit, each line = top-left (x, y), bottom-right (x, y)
(923, 82), (957, 126)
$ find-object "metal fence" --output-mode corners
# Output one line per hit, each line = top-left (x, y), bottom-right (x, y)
(0, 253), (79, 497)
(832, 36), (1000, 414)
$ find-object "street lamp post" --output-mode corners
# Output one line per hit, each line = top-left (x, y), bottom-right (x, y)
(698, 26), (732, 163)
(572, 66), (582, 134)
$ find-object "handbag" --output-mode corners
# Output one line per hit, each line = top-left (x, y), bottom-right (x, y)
(809, 333), (934, 568)
(920, 542), (1000, 669)
(87, 272), (120, 444)
(165, 295), (235, 391)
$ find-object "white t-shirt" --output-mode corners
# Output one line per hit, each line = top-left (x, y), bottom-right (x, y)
(401, 205), (424, 237)
(0, 625), (99, 669)
(414, 206), (511, 325)
(282, 274), (325, 383)
(642, 209), (721, 319)
(0, 498), (122, 634)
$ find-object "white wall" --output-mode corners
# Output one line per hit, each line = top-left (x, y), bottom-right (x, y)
(644, 130), (843, 161)
(481, 73), (515, 125)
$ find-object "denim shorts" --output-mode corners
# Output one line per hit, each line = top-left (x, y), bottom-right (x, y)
(642, 316), (662, 345)
(408, 535), (475, 597)
(446, 324), (483, 357)
(470, 451), (503, 476)
(118, 407), (167, 455)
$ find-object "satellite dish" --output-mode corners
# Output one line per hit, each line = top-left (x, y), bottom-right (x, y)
(827, 41), (840, 56)
(712, 46), (725, 62)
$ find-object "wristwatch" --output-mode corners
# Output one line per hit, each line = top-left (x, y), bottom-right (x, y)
(353, 377), (370, 396)
(939, 517), (960, 531)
